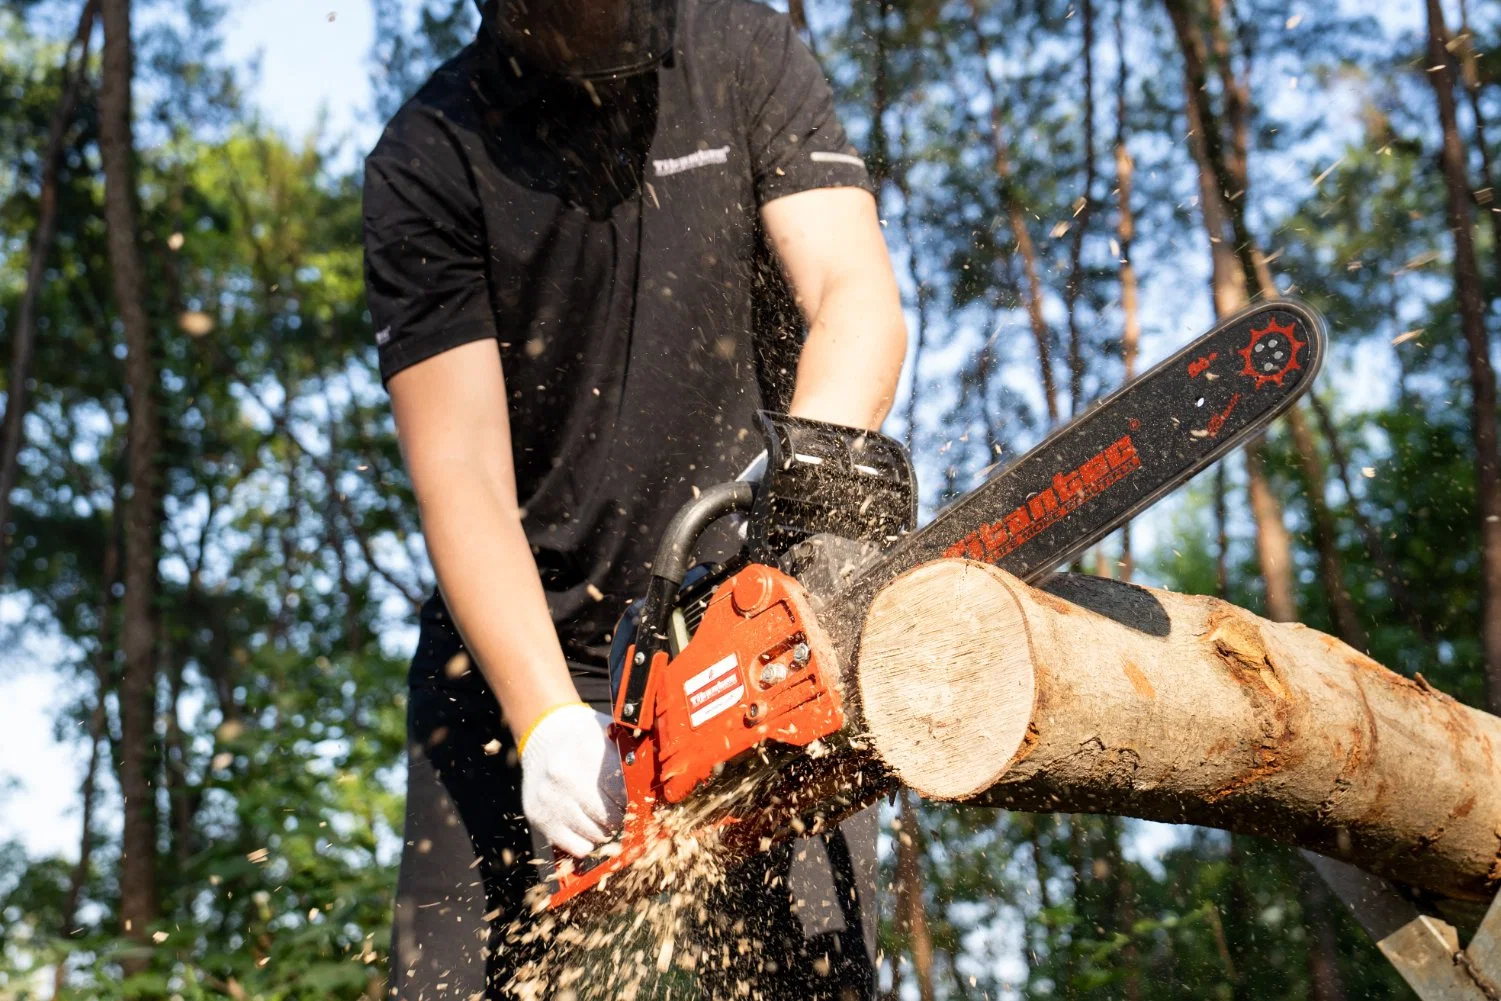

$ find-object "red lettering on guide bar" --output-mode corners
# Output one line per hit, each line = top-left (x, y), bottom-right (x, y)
(1204, 393), (1242, 439)
(1188, 352), (1219, 378)
(943, 435), (1143, 564)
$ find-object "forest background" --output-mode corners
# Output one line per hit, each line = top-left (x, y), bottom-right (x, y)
(1, 0), (1498, 998)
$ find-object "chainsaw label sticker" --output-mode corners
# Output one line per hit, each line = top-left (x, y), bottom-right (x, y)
(942, 435), (1143, 564)
(685, 653), (745, 728)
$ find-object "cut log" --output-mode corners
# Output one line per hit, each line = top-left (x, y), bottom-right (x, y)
(853, 560), (1501, 903)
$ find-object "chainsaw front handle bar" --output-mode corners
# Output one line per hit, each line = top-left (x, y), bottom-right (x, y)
(618, 480), (757, 725)
(653, 480), (757, 587)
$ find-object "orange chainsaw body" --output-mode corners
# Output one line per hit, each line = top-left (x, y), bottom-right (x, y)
(548, 563), (845, 909)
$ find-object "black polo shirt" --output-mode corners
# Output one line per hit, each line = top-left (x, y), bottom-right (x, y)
(363, 0), (872, 690)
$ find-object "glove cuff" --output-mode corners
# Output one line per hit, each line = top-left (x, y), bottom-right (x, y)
(516, 701), (590, 758)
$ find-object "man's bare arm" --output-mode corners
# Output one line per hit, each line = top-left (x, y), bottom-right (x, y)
(761, 186), (908, 431)
(387, 340), (582, 737)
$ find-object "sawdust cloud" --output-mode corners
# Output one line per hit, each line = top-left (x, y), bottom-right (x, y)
(499, 755), (862, 1001)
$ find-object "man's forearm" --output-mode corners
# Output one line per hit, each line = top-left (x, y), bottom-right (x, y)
(414, 471), (583, 737)
(788, 275), (908, 431)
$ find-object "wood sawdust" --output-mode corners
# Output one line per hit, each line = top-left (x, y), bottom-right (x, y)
(499, 761), (813, 999)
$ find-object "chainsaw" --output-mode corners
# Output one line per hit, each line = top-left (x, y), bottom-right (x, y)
(549, 299), (1327, 910)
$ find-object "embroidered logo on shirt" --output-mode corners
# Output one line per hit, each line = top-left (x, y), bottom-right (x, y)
(653, 146), (731, 177)
(811, 151), (867, 168)
(375, 326), (392, 346)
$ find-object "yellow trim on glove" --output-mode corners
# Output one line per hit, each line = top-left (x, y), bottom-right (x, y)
(516, 701), (589, 759)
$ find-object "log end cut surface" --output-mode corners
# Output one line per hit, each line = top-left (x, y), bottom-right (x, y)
(858, 560), (1037, 799)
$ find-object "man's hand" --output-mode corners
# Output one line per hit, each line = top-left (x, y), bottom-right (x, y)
(761, 186), (908, 431)
(519, 704), (627, 858)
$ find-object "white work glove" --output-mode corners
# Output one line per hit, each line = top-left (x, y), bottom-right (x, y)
(519, 703), (626, 858)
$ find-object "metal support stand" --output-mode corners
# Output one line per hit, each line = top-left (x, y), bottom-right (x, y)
(1303, 851), (1501, 1000)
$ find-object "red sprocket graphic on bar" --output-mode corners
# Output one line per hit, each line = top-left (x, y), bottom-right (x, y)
(1238, 318), (1306, 390)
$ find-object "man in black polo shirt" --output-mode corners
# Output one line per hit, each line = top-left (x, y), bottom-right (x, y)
(363, 0), (907, 997)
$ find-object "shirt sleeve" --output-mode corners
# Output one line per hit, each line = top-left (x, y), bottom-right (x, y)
(362, 120), (497, 386)
(736, 8), (873, 205)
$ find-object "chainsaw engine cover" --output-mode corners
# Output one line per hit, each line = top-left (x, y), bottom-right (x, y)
(650, 563), (845, 803)
(550, 563), (845, 910)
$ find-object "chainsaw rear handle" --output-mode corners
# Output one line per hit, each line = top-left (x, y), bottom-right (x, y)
(616, 479), (757, 726)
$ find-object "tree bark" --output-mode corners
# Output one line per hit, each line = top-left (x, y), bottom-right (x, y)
(899, 143), (932, 452)
(1300, 876), (1349, 1001)
(1114, 0), (1139, 581)
(1425, 0), (1501, 714)
(1164, 0), (1308, 630)
(1168, 4), (1247, 315)
(1456, 0), (1501, 296)
(866, 0), (890, 191)
(892, 789), (937, 1001)
(1215, 461), (1230, 599)
(1191, 0), (1361, 664)
(1307, 394), (1429, 639)
(966, 0), (1059, 426)
(853, 560), (1501, 903)
(1287, 407), (1368, 649)
(1163, 0), (1262, 303)
(99, 0), (161, 946)
(0, 0), (99, 574)
(54, 504), (120, 996)
(1244, 440), (1298, 622)
(787, 0), (807, 33)
(1065, 0), (1098, 417)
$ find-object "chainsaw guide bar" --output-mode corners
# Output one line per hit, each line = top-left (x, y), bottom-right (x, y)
(839, 298), (1326, 605)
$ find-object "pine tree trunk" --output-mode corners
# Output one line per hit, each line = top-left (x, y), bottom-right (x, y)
(1215, 459), (1230, 600)
(1245, 439), (1299, 622)
(899, 156), (931, 451)
(1307, 394), (1429, 638)
(1287, 407), (1368, 649)
(1114, 0), (1140, 581)
(1456, 0), (1501, 295)
(787, 0), (807, 33)
(1163, 0), (1263, 298)
(1301, 877), (1349, 1001)
(893, 789), (937, 1001)
(1065, 0), (1098, 417)
(966, 0), (1059, 426)
(55, 507), (119, 997)
(0, 0), (99, 573)
(1425, 0), (1501, 714)
(99, 0), (161, 948)
(866, 0), (890, 191)
(1165, 0), (1315, 630)
(1172, 41), (1246, 309)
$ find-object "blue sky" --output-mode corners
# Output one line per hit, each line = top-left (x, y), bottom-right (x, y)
(220, 0), (382, 155)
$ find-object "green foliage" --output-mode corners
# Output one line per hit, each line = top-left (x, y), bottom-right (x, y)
(1, 5), (418, 998)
